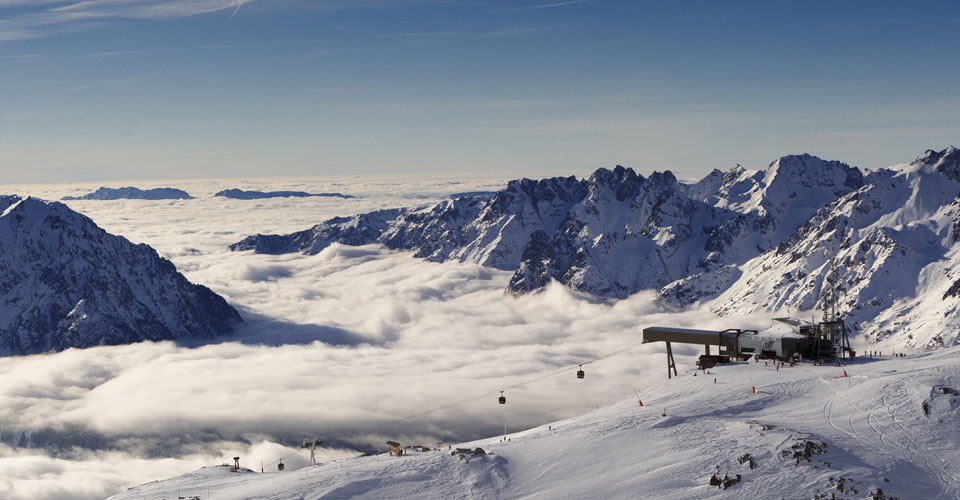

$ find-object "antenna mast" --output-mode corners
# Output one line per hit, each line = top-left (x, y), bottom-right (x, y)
(823, 242), (839, 323)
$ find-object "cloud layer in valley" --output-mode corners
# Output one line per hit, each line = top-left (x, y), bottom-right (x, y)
(0, 175), (779, 499)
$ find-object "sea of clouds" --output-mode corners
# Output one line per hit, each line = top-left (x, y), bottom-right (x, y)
(1, 173), (778, 500)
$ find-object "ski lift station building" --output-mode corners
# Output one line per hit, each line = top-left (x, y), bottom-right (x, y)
(642, 324), (808, 378)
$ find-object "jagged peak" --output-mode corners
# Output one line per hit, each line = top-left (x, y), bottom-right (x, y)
(768, 152), (852, 171)
(771, 152), (820, 163)
(505, 174), (581, 191)
(721, 163), (749, 187)
(645, 169), (678, 186)
(487, 174), (586, 215)
(703, 168), (724, 179)
(893, 146), (960, 182)
(586, 165), (644, 202)
(911, 146), (957, 165)
(765, 153), (863, 191)
(587, 165), (641, 183)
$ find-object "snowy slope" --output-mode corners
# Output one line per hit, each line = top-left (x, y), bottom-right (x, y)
(109, 346), (960, 500)
(0, 195), (241, 354)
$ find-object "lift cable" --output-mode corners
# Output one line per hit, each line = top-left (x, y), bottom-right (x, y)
(397, 339), (650, 422)
(508, 374), (651, 428)
(259, 339), (652, 468)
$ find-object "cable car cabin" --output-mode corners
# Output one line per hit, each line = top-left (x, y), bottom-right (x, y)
(277, 460), (284, 471)
(498, 391), (506, 404)
(577, 365), (585, 379)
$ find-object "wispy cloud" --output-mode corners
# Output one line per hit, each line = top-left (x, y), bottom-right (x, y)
(190, 43), (250, 49)
(493, 0), (591, 13)
(0, 0), (256, 42)
(45, 82), (100, 95)
(227, 0), (244, 23)
(375, 26), (552, 44)
(376, 31), (465, 39)
(484, 25), (552, 37)
(81, 49), (151, 56)
(301, 45), (376, 56)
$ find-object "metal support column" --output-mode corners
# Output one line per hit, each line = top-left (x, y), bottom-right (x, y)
(666, 341), (677, 379)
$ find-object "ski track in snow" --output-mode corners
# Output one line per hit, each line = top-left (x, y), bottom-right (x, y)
(820, 368), (959, 499)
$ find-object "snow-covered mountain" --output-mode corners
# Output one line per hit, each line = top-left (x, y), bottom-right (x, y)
(0, 196), (241, 355)
(232, 158), (861, 298)
(711, 147), (960, 349)
(215, 189), (354, 199)
(230, 147), (960, 347)
(107, 345), (960, 500)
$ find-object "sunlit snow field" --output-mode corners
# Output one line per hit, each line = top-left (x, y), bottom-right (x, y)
(1, 174), (780, 500)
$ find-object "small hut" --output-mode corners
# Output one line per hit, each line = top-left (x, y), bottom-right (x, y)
(387, 441), (403, 456)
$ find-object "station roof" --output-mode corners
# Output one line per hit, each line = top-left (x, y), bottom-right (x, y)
(642, 326), (741, 346)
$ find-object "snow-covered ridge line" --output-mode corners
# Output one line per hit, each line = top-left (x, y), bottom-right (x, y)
(230, 146), (960, 348)
(0, 195), (242, 355)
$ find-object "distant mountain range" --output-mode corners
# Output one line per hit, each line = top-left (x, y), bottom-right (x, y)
(0, 196), (241, 355)
(61, 187), (357, 201)
(215, 189), (354, 200)
(231, 146), (960, 349)
(63, 186), (193, 200)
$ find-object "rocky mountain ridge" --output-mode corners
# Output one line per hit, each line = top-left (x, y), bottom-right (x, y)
(231, 147), (960, 348)
(215, 189), (354, 200)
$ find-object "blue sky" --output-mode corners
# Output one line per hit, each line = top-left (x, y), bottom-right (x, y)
(1, 0), (959, 183)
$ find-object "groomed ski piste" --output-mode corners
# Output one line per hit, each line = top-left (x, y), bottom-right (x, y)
(109, 346), (960, 500)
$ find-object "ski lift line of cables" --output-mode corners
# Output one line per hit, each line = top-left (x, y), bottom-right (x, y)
(262, 439), (340, 471)
(398, 339), (650, 422)
(508, 374), (652, 428)
(259, 339), (651, 468)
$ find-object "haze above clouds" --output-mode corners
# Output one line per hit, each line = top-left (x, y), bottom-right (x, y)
(0, 175), (778, 499)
